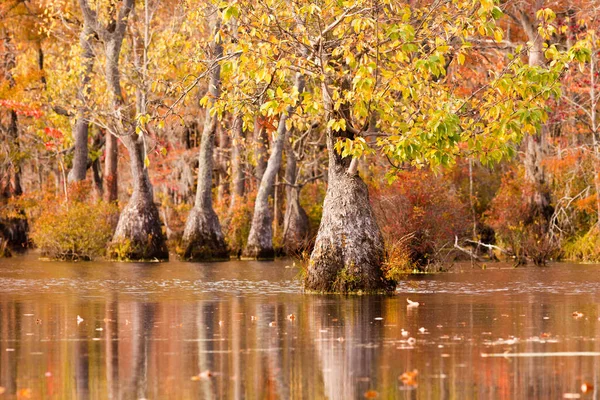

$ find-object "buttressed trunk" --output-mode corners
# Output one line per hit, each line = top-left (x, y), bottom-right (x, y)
(110, 134), (168, 260)
(180, 10), (228, 261)
(83, 0), (167, 260)
(68, 23), (95, 183)
(111, 134), (169, 260)
(242, 73), (306, 259)
(521, 11), (551, 215)
(304, 82), (394, 293)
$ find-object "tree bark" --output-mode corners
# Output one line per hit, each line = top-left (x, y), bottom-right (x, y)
(242, 73), (305, 259)
(228, 114), (245, 213)
(254, 117), (268, 181)
(68, 23), (95, 183)
(304, 81), (394, 293)
(110, 134), (168, 260)
(282, 141), (309, 255)
(79, 0), (167, 260)
(518, 9), (554, 265)
(180, 9), (228, 261)
(216, 124), (229, 204)
(104, 132), (119, 202)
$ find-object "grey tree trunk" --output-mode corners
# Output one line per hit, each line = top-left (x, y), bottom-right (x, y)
(282, 142), (309, 255)
(68, 23), (95, 183)
(242, 74), (305, 259)
(79, 0), (167, 260)
(304, 81), (394, 293)
(521, 13), (550, 211)
(254, 117), (268, 181)
(228, 114), (245, 213)
(216, 124), (229, 204)
(110, 134), (168, 260)
(518, 10), (554, 265)
(180, 10), (228, 261)
(104, 133), (119, 202)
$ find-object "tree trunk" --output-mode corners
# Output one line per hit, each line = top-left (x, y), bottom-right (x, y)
(519, 10), (554, 264)
(180, 10), (228, 261)
(68, 23), (95, 183)
(304, 81), (394, 293)
(84, 0), (167, 260)
(104, 132), (119, 202)
(520, 12), (550, 213)
(282, 142), (309, 255)
(110, 134), (168, 260)
(242, 74), (305, 259)
(254, 117), (268, 181)
(228, 114), (245, 213)
(0, 35), (28, 251)
(216, 124), (229, 205)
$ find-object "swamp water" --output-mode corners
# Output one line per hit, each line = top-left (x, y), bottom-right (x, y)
(1, 256), (600, 399)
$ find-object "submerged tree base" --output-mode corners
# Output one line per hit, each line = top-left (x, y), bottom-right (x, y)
(304, 169), (395, 294)
(109, 197), (168, 261)
(179, 207), (229, 261)
(0, 217), (28, 255)
(241, 244), (274, 260)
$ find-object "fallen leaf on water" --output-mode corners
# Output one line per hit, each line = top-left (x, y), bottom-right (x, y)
(17, 388), (32, 398)
(199, 370), (213, 379)
(399, 370), (418, 386)
(573, 311), (584, 318)
(581, 382), (593, 393)
(364, 390), (379, 398)
(406, 299), (419, 307)
(191, 370), (213, 381)
(35, 319), (42, 325)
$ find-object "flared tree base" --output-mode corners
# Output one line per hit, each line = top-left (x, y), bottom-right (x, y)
(109, 196), (168, 261)
(241, 244), (275, 261)
(304, 171), (395, 294)
(180, 207), (229, 261)
(0, 216), (29, 254)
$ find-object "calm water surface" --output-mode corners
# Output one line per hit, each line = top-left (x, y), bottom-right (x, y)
(1, 255), (600, 399)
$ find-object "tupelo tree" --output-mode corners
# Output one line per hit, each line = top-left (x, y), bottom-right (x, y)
(222, 0), (584, 292)
(78, 0), (168, 261)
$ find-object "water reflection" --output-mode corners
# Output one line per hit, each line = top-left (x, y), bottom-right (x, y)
(1, 258), (600, 398)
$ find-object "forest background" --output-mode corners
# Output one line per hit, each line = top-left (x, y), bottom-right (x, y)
(0, 0), (598, 292)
